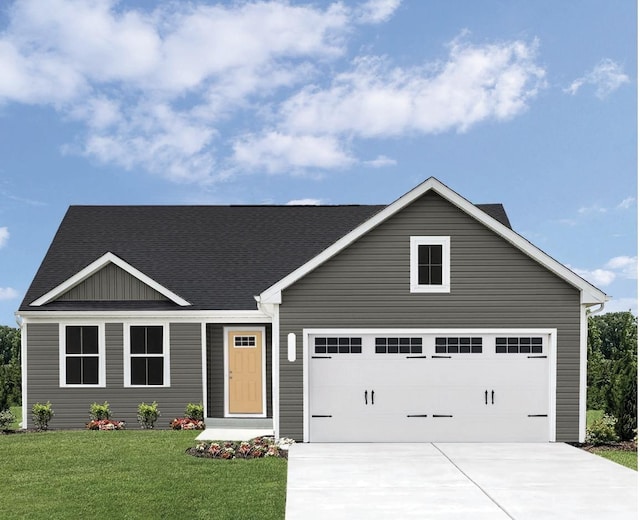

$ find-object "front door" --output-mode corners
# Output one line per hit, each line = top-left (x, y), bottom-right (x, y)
(227, 329), (264, 415)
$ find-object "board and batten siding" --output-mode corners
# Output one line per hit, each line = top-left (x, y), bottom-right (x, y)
(278, 191), (581, 441)
(25, 321), (202, 429)
(206, 324), (273, 418)
(57, 263), (168, 301)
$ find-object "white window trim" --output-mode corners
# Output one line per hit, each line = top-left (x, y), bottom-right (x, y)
(123, 322), (171, 388)
(59, 323), (106, 388)
(410, 236), (451, 293)
(223, 326), (267, 418)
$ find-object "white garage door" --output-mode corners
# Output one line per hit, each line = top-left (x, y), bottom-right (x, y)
(308, 331), (553, 442)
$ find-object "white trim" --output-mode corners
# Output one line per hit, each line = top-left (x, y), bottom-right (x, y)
(20, 319), (28, 429)
(410, 236), (451, 293)
(223, 326), (267, 418)
(123, 322), (171, 388)
(17, 310), (270, 322)
(201, 322), (208, 421)
(30, 252), (191, 307)
(59, 323), (106, 388)
(303, 327), (557, 443)
(578, 305), (588, 443)
(259, 177), (608, 306)
(271, 305), (281, 440)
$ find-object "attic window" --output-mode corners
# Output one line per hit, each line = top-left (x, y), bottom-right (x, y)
(410, 236), (450, 293)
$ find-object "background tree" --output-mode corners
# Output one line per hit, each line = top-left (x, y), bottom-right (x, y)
(587, 311), (637, 441)
(0, 325), (21, 410)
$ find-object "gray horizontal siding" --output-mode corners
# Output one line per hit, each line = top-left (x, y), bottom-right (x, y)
(59, 263), (167, 301)
(26, 322), (202, 429)
(279, 191), (581, 441)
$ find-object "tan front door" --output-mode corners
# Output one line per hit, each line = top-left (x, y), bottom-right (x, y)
(228, 330), (263, 414)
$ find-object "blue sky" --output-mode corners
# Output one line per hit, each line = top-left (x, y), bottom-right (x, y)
(0, 0), (636, 326)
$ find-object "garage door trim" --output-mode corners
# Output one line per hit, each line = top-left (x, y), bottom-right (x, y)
(302, 327), (557, 442)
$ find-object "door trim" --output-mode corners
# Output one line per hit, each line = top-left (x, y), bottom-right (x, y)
(303, 327), (557, 442)
(224, 326), (267, 418)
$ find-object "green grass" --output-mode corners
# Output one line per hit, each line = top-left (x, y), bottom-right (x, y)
(586, 409), (604, 428)
(0, 430), (287, 519)
(593, 449), (638, 471)
(8, 405), (21, 430)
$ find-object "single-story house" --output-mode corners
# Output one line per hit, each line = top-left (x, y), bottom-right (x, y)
(17, 177), (608, 442)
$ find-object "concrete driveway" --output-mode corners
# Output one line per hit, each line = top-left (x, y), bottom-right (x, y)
(285, 443), (637, 519)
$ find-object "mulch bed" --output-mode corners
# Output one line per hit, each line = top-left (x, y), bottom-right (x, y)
(570, 441), (637, 453)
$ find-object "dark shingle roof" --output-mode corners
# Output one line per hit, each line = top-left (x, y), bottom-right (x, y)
(21, 202), (511, 311)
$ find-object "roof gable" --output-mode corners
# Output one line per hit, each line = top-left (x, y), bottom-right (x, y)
(30, 252), (191, 307)
(258, 177), (608, 306)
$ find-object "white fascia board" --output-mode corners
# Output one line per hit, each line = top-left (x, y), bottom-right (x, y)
(17, 309), (272, 322)
(30, 252), (191, 307)
(260, 177), (608, 305)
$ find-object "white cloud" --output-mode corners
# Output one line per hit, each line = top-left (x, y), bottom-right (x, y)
(0, 2), (545, 181)
(278, 39), (545, 138)
(235, 36), (544, 173)
(605, 256), (637, 280)
(572, 267), (617, 287)
(570, 255), (637, 287)
(0, 287), (19, 300)
(355, 0), (402, 24)
(0, 227), (9, 249)
(287, 198), (323, 205)
(565, 59), (630, 99)
(365, 155), (397, 168)
(233, 132), (354, 174)
(616, 197), (635, 210)
(577, 204), (607, 215)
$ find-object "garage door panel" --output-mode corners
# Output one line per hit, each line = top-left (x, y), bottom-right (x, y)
(308, 331), (551, 442)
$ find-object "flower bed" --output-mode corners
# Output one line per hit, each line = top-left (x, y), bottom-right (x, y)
(186, 436), (293, 459)
(170, 417), (205, 430)
(86, 419), (126, 431)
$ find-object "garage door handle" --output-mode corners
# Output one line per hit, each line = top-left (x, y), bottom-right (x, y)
(433, 414), (453, 418)
(371, 390), (375, 405)
(528, 414), (548, 417)
(491, 390), (495, 405)
(485, 390), (488, 405)
(407, 414), (428, 418)
(364, 390), (368, 405)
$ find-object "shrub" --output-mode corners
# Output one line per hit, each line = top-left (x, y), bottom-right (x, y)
(89, 401), (111, 421)
(0, 409), (16, 430)
(32, 401), (54, 431)
(586, 414), (619, 444)
(188, 436), (290, 459)
(137, 401), (160, 429)
(184, 402), (204, 421)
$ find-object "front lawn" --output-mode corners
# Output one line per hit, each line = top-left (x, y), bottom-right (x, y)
(0, 430), (287, 519)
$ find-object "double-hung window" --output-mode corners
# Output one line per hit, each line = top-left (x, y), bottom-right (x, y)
(125, 324), (169, 387)
(60, 324), (105, 387)
(410, 236), (451, 293)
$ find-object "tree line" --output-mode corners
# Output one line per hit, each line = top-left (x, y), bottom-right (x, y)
(0, 325), (21, 411)
(587, 311), (637, 441)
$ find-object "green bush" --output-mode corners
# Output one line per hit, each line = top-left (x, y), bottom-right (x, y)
(137, 401), (160, 429)
(185, 402), (204, 421)
(32, 401), (54, 431)
(586, 414), (619, 444)
(89, 401), (111, 421)
(610, 351), (637, 441)
(0, 408), (16, 430)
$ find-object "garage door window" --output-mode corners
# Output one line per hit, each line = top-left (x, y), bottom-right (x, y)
(435, 337), (483, 354)
(496, 337), (543, 354)
(314, 337), (362, 354)
(375, 337), (423, 354)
